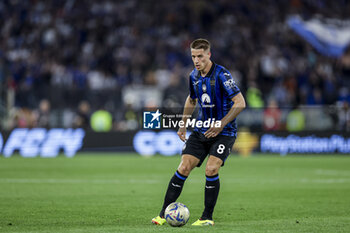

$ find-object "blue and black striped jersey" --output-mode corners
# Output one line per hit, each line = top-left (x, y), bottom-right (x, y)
(189, 63), (241, 137)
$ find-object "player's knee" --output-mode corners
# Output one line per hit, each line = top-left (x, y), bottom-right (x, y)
(205, 165), (219, 176)
(178, 164), (193, 176)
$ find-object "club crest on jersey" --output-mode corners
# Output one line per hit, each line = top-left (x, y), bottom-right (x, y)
(202, 83), (207, 92)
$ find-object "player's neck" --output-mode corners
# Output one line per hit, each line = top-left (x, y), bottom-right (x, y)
(200, 61), (213, 77)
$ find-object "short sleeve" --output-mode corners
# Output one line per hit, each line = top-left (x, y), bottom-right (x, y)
(220, 71), (240, 98)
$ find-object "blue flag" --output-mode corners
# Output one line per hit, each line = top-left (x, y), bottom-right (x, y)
(287, 15), (350, 57)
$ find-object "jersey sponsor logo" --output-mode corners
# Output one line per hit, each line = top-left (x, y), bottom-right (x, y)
(201, 93), (215, 108)
(201, 93), (211, 103)
(223, 78), (236, 89)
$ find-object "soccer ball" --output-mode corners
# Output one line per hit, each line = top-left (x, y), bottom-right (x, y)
(164, 202), (190, 227)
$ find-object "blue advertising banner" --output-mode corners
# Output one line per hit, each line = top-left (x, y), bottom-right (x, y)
(1, 129), (349, 157)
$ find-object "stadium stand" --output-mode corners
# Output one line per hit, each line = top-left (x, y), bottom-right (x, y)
(0, 0), (349, 131)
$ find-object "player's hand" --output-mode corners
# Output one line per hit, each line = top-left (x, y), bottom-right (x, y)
(204, 123), (224, 138)
(177, 127), (187, 142)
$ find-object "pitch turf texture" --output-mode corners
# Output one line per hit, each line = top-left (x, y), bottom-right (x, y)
(1, 154), (350, 233)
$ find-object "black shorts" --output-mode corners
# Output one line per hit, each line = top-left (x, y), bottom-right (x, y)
(182, 131), (236, 167)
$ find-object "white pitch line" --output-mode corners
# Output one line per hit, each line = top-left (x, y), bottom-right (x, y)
(0, 177), (349, 185)
(0, 178), (159, 184)
(300, 178), (350, 184)
(314, 169), (350, 176)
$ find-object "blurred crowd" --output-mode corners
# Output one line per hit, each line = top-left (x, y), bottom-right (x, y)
(0, 0), (350, 131)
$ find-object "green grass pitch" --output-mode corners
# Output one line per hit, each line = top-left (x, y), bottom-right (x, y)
(1, 153), (350, 233)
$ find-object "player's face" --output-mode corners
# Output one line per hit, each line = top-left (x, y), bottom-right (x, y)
(191, 48), (211, 72)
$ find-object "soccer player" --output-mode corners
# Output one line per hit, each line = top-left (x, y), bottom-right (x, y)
(152, 38), (246, 226)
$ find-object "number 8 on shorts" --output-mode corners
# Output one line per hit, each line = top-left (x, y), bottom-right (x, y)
(217, 144), (225, 154)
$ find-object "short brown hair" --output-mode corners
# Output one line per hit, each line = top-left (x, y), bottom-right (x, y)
(190, 38), (210, 51)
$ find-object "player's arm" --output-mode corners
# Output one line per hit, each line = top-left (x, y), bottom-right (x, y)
(204, 92), (246, 138)
(177, 95), (197, 142)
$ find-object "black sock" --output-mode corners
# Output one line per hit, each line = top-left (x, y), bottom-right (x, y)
(159, 170), (187, 217)
(201, 174), (220, 220)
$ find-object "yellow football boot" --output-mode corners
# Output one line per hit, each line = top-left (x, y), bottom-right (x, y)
(192, 219), (214, 226)
(151, 216), (166, 225)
